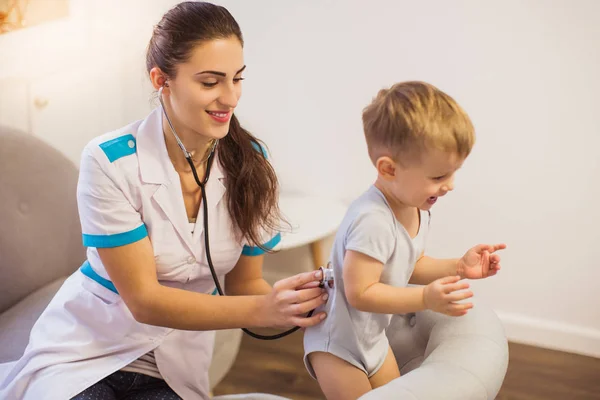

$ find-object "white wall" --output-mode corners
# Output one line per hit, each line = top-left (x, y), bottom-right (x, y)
(1, 0), (598, 357)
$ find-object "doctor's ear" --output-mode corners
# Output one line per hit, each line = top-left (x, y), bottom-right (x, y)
(149, 67), (170, 90)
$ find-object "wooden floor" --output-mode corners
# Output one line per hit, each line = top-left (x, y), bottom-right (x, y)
(213, 330), (600, 400)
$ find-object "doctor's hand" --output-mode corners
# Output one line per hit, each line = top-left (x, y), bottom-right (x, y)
(259, 270), (328, 329)
(457, 243), (507, 280)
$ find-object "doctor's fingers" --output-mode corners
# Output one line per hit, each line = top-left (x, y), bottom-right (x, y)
(287, 287), (325, 303)
(273, 270), (323, 292)
(292, 311), (328, 328)
(288, 293), (328, 315)
(276, 287), (323, 307)
(273, 287), (322, 307)
(296, 281), (322, 290)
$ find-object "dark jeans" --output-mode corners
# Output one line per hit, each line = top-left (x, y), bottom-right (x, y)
(71, 371), (181, 400)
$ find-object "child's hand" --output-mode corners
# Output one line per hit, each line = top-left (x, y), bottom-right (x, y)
(458, 244), (507, 280)
(423, 276), (473, 317)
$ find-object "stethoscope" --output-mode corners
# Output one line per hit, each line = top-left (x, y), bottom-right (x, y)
(158, 86), (333, 340)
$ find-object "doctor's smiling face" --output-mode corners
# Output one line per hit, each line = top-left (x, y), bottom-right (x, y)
(144, 2), (282, 260)
(152, 37), (245, 142)
(146, 2), (247, 149)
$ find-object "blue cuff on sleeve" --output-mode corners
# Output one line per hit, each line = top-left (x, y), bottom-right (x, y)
(80, 261), (119, 294)
(82, 224), (148, 248)
(242, 232), (281, 256)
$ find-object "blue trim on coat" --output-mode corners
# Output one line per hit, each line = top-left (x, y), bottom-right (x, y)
(242, 232), (282, 256)
(80, 260), (119, 294)
(82, 224), (148, 248)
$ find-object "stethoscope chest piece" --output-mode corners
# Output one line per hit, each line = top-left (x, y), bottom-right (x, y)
(319, 263), (334, 289)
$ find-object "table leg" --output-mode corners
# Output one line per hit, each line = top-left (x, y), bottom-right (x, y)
(309, 239), (326, 270)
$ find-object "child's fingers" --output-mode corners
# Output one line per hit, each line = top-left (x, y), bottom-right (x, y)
(482, 250), (491, 276)
(448, 309), (470, 317)
(443, 280), (470, 294)
(471, 244), (492, 253)
(487, 262), (501, 276)
(439, 275), (461, 285)
(447, 302), (473, 316)
(447, 290), (473, 302)
(473, 243), (506, 254)
(490, 243), (507, 252)
(452, 302), (473, 310)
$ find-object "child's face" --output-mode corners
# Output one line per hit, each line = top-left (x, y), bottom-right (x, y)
(389, 148), (464, 210)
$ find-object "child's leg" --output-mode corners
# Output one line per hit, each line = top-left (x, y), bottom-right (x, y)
(368, 346), (401, 389)
(308, 351), (372, 400)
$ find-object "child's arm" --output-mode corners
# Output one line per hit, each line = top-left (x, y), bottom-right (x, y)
(343, 250), (473, 316)
(409, 254), (458, 285)
(409, 243), (508, 285)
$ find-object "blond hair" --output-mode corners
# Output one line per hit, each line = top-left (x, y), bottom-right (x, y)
(362, 81), (475, 165)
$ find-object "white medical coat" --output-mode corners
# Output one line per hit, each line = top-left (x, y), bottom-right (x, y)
(0, 107), (279, 399)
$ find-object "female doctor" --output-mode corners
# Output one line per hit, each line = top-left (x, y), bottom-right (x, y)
(0, 2), (328, 399)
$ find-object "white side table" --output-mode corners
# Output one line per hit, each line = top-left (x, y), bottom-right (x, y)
(277, 193), (348, 269)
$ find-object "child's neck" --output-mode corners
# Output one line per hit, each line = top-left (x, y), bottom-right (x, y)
(373, 179), (417, 224)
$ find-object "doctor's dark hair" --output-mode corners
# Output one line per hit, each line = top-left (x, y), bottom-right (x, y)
(146, 1), (282, 249)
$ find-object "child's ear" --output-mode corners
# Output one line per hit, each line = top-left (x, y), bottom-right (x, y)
(376, 156), (396, 180)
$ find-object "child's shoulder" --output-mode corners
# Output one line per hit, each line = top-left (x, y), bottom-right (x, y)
(344, 185), (395, 225)
(337, 186), (398, 257)
(349, 185), (391, 209)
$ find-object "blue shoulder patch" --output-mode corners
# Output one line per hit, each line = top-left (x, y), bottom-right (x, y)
(252, 141), (268, 159)
(99, 134), (137, 163)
